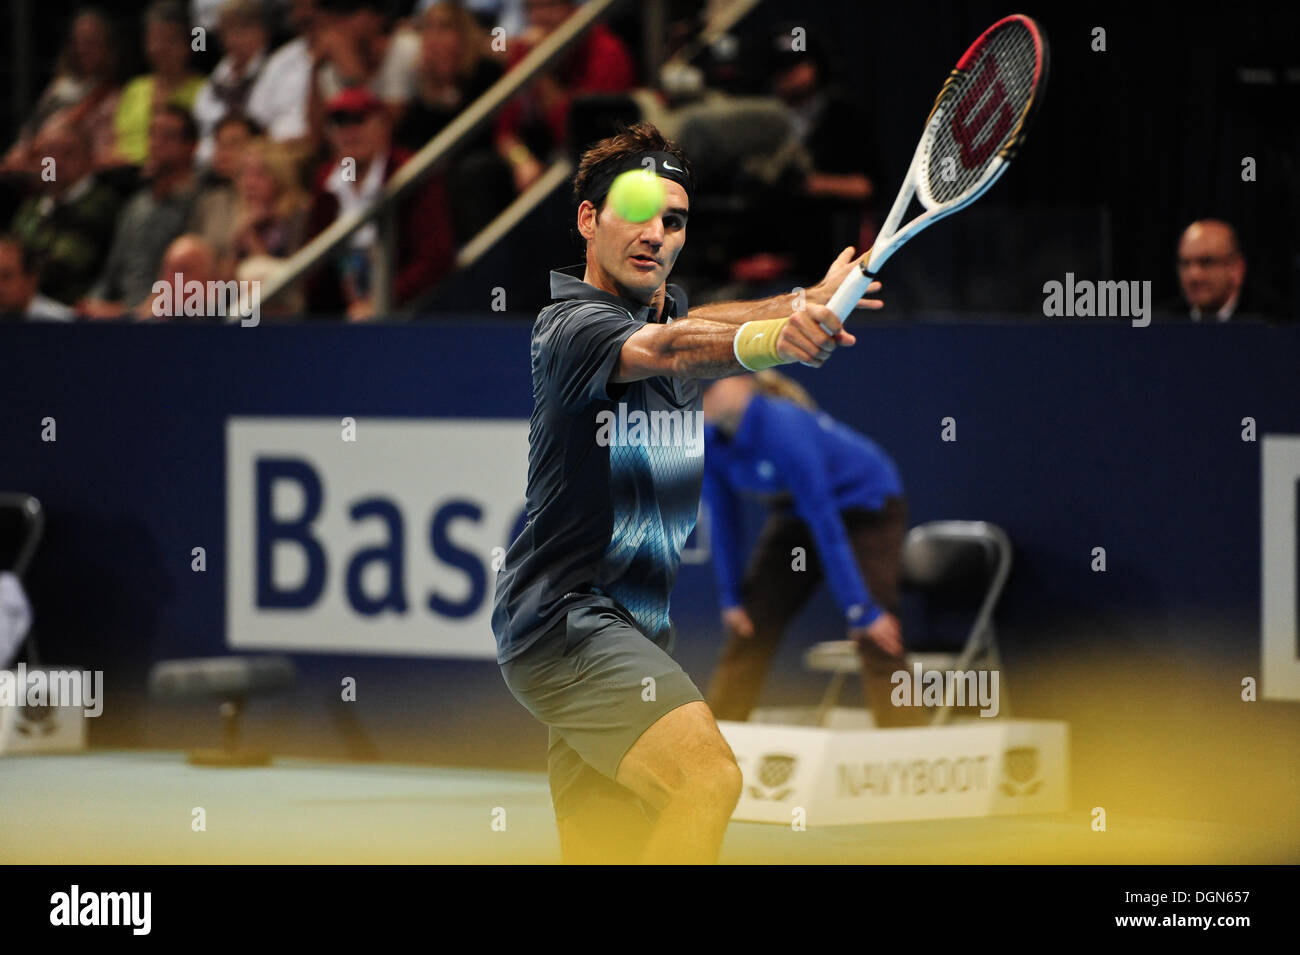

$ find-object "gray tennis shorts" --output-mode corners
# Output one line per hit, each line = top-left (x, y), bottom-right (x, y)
(500, 605), (705, 820)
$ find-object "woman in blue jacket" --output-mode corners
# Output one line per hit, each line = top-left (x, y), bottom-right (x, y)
(702, 371), (918, 727)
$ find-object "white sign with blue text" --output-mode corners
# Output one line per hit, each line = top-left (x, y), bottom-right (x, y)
(226, 417), (528, 658)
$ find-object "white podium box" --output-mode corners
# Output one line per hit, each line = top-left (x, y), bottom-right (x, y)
(0, 668), (90, 755)
(749, 706), (875, 729)
(719, 717), (1069, 826)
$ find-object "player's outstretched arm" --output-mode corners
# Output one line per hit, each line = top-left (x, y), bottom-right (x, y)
(685, 247), (884, 326)
(612, 304), (856, 383)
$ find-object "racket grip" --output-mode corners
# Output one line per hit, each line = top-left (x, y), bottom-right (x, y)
(827, 261), (877, 321)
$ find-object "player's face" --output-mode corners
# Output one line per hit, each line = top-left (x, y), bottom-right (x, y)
(589, 179), (688, 303)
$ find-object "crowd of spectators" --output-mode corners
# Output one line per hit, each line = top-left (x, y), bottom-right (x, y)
(1, 2), (1286, 324)
(0, 0), (638, 322)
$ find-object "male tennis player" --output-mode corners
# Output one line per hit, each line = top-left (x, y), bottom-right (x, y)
(492, 121), (882, 864)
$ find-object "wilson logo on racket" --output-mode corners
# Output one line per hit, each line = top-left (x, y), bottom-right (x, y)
(951, 57), (1014, 169)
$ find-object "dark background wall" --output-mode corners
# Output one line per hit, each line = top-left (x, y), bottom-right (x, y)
(712, 0), (1300, 315)
(1, 321), (1294, 765)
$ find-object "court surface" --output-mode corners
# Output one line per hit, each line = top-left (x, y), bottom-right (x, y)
(2, 750), (1292, 865)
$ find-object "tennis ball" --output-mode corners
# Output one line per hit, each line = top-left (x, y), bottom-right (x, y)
(607, 169), (666, 223)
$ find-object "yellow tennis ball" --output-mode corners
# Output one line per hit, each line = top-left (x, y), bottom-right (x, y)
(607, 169), (666, 223)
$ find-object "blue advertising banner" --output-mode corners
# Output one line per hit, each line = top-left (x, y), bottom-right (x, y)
(2, 320), (1297, 758)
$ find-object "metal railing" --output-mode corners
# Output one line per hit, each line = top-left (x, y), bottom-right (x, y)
(240, 0), (625, 321)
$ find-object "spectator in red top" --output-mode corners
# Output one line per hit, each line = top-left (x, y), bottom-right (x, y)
(495, 0), (635, 192)
(305, 87), (455, 320)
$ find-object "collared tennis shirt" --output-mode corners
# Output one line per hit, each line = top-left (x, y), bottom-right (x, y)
(491, 267), (703, 664)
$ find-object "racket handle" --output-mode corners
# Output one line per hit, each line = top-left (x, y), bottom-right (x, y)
(826, 260), (877, 321)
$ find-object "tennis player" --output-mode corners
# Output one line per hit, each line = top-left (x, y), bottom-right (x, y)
(491, 122), (882, 864)
(701, 371), (921, 728)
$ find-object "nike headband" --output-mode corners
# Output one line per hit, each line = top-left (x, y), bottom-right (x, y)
(582, 151), (694, 208)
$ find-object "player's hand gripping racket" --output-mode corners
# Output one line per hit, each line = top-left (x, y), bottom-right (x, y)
(827, 14), (1050, 319)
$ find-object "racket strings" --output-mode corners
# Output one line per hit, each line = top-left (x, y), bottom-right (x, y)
(921, 24), (1040, 207)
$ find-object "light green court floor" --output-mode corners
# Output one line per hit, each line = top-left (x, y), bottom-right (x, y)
(1, 751), (1292, 864)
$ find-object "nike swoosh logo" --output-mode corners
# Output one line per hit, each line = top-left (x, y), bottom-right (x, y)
(663, 161), (682, 172)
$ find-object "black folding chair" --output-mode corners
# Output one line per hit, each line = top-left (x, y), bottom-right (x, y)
(804, 520), (1014, 726)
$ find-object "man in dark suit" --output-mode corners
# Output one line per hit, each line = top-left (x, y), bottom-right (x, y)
(1168, 219), (1283, 322)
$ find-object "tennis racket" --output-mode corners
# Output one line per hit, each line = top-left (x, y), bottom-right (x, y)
(827, 14), (1050, 319)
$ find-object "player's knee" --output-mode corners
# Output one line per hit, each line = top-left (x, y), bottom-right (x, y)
(712, 756), (743, 811)
(674, 751), (742, 813)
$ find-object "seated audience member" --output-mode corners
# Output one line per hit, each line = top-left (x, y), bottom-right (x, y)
(193, 0), (272, 166)
(115, 2), (205, 166)
(80, 106), (202, 318)
(201, 114), (261, 191)
(1170, 219), (1281, 322)
(136, 233), (225, 321)
(190, 114), (262, 257)
(246, 0), (320, 149)
(226, 138), (311, 275)
(0, 236), (75, 322)
(494, 0), (635, 192)
(305, 87), (454, 320)
(3, 8), (123, 174)
(9, 112), (122, 304)
(416, 0), (525, 38)
(397, 0), (511, 237)
(397, 1), (503, 152)
(311, 0), (421, 135)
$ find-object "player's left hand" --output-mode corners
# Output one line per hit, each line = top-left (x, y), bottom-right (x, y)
(810, 246), (884, 311)
(783, 303), (856, 367)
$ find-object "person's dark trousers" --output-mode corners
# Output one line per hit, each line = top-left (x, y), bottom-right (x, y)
(706, 496), (923, 727)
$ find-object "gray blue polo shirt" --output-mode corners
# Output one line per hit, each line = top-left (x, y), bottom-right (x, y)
(491, 267), (704, 664)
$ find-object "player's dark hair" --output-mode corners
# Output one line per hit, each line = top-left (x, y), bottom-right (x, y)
(572, 121), (692, 211)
